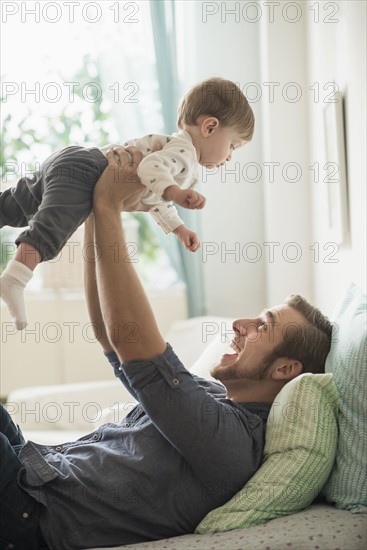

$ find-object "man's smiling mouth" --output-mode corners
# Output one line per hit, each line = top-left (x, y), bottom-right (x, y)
(230, 339), (241, 353)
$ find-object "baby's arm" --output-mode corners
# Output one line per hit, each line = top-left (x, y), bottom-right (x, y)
(173, 224), (200, 252)
(149, 203), (200, 252)
(163, 185), (206, 210)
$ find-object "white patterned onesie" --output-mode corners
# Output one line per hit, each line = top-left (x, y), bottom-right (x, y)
(100, 130), (199, 233)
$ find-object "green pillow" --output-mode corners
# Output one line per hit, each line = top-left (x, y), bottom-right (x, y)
(196, 373), (339, 533)
(323, 283), (367, 512)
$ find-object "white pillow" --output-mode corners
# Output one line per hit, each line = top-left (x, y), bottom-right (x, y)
(7, 380), (128, 431)
(190, 332), (234, 381)
(93, 401), (137, 428)
(166, 316), (233, 371)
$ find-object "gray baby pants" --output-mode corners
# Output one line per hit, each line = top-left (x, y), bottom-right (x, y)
(0, 146), (108, 261)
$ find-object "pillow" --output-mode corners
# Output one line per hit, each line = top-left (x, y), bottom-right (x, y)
(92, 401), (138, 429)
(190, 332), (233, 380)
(323, 282), (367, 512)
(166, 316), (233, 370)
(196, 373), (339, 533)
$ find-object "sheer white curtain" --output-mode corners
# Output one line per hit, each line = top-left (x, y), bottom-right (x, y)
(148, 0), (206, 316)
(2, 2), (205, 299)
(1, 2), (177, 289)
(93, 2), (165, 142)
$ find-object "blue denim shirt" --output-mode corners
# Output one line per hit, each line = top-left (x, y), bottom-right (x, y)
(18, 344), (270, 550)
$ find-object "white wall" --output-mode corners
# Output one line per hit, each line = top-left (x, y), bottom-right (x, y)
(307, 0), (367, 315)
(260, 3), (313, 306)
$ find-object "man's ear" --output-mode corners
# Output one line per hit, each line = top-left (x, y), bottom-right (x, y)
(271, 358), (303, 382)
(201, 117), (219, 137)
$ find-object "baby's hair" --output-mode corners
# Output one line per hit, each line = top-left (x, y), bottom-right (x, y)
(177, 77), (255, 142)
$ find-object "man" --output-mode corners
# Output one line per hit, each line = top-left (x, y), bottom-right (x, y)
(0, 147), (332, 550)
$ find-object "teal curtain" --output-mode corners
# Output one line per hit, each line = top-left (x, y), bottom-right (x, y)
(149, 0), (206, 317)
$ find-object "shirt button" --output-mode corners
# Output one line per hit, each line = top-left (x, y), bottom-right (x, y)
(124, 422), (130, 428)
(22, 512), (29, 519)
(172, 378), (180, 385)
(55, 446), (62, 452)
(118, 366), (123, 371)
(92, 434), (99, 440)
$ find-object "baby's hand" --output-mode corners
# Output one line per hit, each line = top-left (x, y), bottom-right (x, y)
(164, 186), (206, 210)
(173, 225), (200, 252)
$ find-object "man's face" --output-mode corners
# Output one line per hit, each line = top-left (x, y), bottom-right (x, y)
(210, 305), (306, 383)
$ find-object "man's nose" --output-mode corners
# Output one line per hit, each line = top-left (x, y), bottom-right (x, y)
(233, 319), (251, 335)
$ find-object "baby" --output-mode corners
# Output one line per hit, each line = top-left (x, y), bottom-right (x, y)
(0, 77), (254, 329)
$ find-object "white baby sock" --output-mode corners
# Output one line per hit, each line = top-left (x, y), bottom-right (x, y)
(0, 259), (33, 330)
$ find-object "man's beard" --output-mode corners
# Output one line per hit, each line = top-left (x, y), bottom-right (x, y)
(210, 353), (275, 382)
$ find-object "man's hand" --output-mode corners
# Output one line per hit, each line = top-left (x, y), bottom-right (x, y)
(164, 186), (206, 210)
(93, 146), (149, 213)
(173, 224), (201, 252)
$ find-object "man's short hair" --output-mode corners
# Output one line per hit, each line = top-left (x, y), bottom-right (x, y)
(269, 294), (333, 374)
(177, 77), (255, 142)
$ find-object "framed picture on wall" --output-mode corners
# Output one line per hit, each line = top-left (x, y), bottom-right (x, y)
(323, 90), (349, 245)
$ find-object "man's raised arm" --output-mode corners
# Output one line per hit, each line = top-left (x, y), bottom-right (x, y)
(92, 147), (167, 363)
(83, 214), (114, 353)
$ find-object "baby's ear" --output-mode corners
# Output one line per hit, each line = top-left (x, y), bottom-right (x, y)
(201, 117), (219, 136)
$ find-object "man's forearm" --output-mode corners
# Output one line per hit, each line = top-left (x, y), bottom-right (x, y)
(93, 204), (166, 362)
(83, 215), (114, 352)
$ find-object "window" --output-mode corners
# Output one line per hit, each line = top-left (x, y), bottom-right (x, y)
(1, 1), (178, 290)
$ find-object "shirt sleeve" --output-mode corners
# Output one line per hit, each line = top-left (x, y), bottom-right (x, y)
(137, 138), (197, 198)
(104, 350), (139, 402)
(148, 203), (185, 234)
(119, 344), (266, 485)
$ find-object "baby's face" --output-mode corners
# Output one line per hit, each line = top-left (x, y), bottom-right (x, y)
(198, 125), (246, 169)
